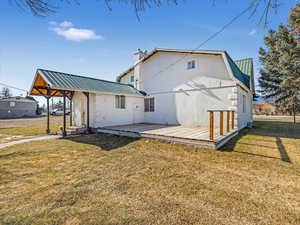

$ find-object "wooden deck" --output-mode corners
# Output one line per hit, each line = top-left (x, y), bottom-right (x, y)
(96, 123), (238, 149)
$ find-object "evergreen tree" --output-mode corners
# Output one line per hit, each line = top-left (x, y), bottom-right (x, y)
(259, 4), (300, 123)
(289, 3), (300, 37)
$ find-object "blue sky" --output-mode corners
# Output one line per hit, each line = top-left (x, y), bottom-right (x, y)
(0, 0), (298, 103)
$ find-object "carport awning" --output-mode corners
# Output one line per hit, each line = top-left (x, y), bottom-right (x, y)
(29, 68), (145, 98)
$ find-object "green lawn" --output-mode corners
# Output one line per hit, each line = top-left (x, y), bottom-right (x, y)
(0, 120), (299, 225)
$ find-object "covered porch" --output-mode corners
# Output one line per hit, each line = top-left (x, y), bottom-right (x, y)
(29, 69), (92, 136)
(29, 68), (144, 136)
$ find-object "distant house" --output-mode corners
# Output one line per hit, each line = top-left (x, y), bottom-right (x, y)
(0, 96), (38, 119)
(253, 101), (276, 115)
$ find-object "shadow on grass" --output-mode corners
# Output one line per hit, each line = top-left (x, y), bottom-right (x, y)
(219, 120), (298, 163)
(65, 133), (138, 151)
(249, 120), (300, 139)
(276, 137), (291, 163)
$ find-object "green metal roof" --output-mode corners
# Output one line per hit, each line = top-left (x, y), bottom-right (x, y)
(225, 53), (250, 89)
(37, 69), (144, 97)
(234, 58), (253, 77)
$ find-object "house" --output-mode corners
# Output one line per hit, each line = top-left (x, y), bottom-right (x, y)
(253, 98), (277, 115)
(0, 96), (38, 119)
(29, 48), (254, 149)
(115, 48), (254, 129)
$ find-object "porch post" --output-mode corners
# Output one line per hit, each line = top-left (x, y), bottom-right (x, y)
(83, 92), (90, 133)
(227, 111), (230, 132)
(62, 91), (67, 137)
(46, 88), (50, 134)
(231, 111), (235, 130)
(220, 111), (223, 136)
(209, 111), (214, 140)
(67, 91), (74, 127)
(70, 99), (72, 127)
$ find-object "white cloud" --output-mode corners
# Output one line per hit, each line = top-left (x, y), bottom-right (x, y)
(51, 27), (103, 41)
(59, 21), (74, 28)
(48, 21), (57, 25)
(248, 29), (257, 36)
(50, 21), (103, 41)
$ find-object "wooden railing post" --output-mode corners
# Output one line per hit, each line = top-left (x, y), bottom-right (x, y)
(231, 111), (235, 130)
(220, 111), (223, 136)
(227, 111), (230, 132)
(209, 111), (214, 140)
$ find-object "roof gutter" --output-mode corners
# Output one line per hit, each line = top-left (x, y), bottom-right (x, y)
(44, 86), (145, 98)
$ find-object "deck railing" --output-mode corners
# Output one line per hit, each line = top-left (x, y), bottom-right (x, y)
(207, 110), (235, 141)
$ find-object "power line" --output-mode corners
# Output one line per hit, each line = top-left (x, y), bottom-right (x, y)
(152, 4), (254, 78)
(0, 82), (28, 94)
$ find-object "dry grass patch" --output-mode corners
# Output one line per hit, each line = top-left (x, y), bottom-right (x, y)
(0, 116), (68, 143)
(0, 124), (62, 136)
(0, 120), (299, 225)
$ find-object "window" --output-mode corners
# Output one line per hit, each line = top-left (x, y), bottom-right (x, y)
(144, 97), (155, 112)
(9, 102), (15, 107)
(242, 95), (246, 113)
(115, 95), (126, 109)
(130, 75), (134, 82)
(187, 60), (196, 69)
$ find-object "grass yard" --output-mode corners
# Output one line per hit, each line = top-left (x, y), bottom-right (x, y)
(0, 124), (62, 136)
(0, 116), (69, 144)
(0, 120), (299, 225)
(0, 124), (62, 144)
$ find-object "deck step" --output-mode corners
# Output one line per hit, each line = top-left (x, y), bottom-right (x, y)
(59, 127), (87, 135)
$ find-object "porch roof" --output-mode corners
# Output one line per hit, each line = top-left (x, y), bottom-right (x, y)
(29, 69), (145, 97)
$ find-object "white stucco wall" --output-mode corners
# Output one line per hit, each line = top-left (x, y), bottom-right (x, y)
(73, 51), (253, 130)
(72, 92), (87, 127)
(235, 86), (253, 129)
(138, 52), (238, 127)
(72, 91), (144, 128)
(119, 70), (135, 86)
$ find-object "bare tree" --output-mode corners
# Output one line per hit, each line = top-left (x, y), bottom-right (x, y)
(1, 87), (12, 98)
(9, 0), (287, 24)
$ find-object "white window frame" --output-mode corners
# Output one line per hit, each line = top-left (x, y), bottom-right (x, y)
(115, 95), (126, 109)
(9, 102), (15, 107)
(130, 75), (134, 82)
(144, 97), (155, 112)
(187, 60), (196, 70)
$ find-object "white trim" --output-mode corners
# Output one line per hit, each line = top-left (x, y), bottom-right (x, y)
(51, 86), (144, 98)
(29, 70), (52, 96)
(39, 71), (52, 87)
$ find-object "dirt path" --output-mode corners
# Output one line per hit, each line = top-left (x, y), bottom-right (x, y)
(0, 135), (61, 149)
